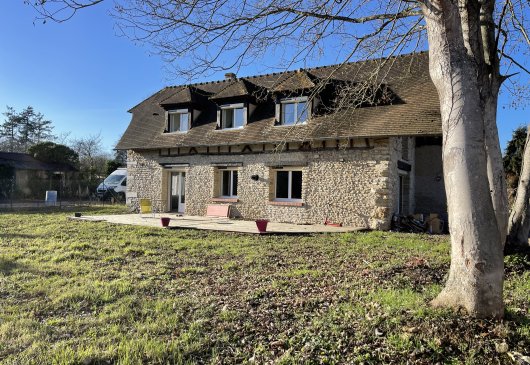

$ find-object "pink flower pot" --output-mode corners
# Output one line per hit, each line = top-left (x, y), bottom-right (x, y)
(160, 217), (171, 227)
(255, 219), (269, 233)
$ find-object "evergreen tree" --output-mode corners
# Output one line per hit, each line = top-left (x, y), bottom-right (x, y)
(0, 106), (54, 152)
(1, 106), (22, 152)
(504, 126), (527, 191)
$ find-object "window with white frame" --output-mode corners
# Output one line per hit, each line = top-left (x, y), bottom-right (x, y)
(220, 169), (238, 197)
(280, 97), (309, 125)
(221, 104), (245, 129)
(275, 170), (302, 201)
(168, 109), (190, 133)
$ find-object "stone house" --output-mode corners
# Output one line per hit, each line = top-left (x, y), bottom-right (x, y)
(116, 52), (446, 229)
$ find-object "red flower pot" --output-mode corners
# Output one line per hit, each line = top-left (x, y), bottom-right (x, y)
(160, 217), (171, 227)
(255, 219), (269, 233)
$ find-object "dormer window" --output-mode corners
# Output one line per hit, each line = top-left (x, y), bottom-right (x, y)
(280, 97), (309, 125)
(167, 109), (190, 133)
(220, 103), (245, 129)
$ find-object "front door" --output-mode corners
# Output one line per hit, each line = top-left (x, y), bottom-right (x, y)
(170, 171), (186, 213)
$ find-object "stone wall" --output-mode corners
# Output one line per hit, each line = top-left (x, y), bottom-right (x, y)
(126, 138), (395, 229)
(125, 152), (165, 212)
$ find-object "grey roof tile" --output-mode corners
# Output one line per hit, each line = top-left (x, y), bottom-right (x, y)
(117, 52), (441, 150)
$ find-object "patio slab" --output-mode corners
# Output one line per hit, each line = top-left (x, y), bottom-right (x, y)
(71, 214), (366, 234)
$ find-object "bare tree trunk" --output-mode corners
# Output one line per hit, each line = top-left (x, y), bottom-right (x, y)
(480, 0), (509, 244)
(485, 97), (509, 245)
(422, 0), (504, 318)
(507, 126), (530, 247)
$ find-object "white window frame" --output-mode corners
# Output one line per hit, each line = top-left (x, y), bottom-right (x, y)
(167, 109), (190, 133)
(279, 97), (309, 126)
(219, 168), (239, 198)
(274, 169), (303, 202)
(220, 103), (245, 130)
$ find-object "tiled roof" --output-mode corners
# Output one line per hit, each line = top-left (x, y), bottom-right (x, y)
(159, 85), (210, 106)
(117, 52), (441, 150)
(210, 79), (259, 100)
(159, 86), (193, 106)
(271, 70), (317, 92)
(0, 152), (77, 172)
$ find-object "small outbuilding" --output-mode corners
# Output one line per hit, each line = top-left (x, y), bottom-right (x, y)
(0, 152), (77, 200)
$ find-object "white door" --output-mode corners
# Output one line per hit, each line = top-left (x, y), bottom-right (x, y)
(170, 171), (186, 213)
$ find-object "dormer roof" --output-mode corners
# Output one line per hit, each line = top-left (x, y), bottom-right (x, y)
(271, 70), (318, 93)
(160, 85), (208, 107)
(209, 78), (261, 101)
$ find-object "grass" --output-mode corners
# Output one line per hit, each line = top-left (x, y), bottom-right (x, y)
(0, 206), (528, 364)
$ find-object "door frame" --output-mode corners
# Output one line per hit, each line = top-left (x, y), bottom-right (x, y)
(397, 171), (410, 215)
(167, 169), (187, 213)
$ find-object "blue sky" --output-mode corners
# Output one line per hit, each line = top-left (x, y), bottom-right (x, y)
(0, 1), (166, 153)
(0, 1), (528, 153)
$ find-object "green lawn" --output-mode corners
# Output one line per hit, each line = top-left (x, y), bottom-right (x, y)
(0, 207), (528, 364)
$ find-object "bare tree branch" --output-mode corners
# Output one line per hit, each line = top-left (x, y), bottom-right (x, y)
(24, 0), (104, 22)
(272, 6), (422, 24)
(507, 0), (530, 47)
(499, 51), (530, 75)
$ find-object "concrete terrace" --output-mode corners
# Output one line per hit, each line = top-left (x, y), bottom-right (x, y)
(71, 214), (365, 234)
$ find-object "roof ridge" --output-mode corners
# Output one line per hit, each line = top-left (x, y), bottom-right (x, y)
(165, 51), (428, 89)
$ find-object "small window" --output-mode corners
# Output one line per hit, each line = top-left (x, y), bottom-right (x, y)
(221, 105), (245, 129)
(280, 97), (308, 125)
(220, 169), (238, 197)
(275, 170), (302, 201)
(168, 109), (190, 133)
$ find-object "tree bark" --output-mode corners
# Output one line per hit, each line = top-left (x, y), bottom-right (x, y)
(422, 0), (504, 318)
(507, 126), (530, 247)
(484, 98), (509, 245)
(480, 0), (509, 245)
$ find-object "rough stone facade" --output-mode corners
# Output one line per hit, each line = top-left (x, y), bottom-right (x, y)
(125, 137), (406, 229)
(125, 136), (448, 229)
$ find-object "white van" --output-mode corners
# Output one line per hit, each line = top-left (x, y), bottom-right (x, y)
(96, 168), (127, 200)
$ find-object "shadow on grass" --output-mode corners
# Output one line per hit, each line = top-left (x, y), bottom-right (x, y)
(505, 308), (530, 346)
(506, 309), (530, 325)
(504, 250), (530, 275)
(0, 205), (127, 215)
(0, 233), (37, 239)
(0, 257), (25, 275)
